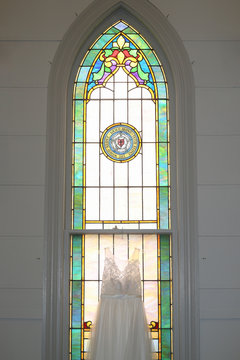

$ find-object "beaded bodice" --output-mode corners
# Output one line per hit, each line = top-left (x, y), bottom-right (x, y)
(101, 248), (141, 297)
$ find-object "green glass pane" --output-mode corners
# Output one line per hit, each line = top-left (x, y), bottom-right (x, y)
(127, 34), (150, 49)
(75, 122), (83, 143)
(74, 100), (84, 121)
(159, 143), (168, 186)
(74, 144), (83, 186)
(75, 83), (86, 99)
(77, 66), (91, 83)
(73, 235), (82, 280)
(151, 66), (164, 82)
(122, 27), (137, 34)
(82, 50), (100, 66)
(161, 281), (171, 328)
(142, 49), (159, 65)
(72, 281), (81, 328)
(158, 101), (167, 142)
(161, 235), (170, 280)
(105, 27), (119, 34)
(71, 329), (81, 360)
(160, 187), (169, 229)
(157, 82), (167, 99)
(74, 209), (83, 229)
(161, 329), (171, 359)
(74, 187), (83, 209)
(92, 34), (114, 49)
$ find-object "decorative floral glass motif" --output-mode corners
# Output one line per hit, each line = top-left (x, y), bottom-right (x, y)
(70, 20), (172, 360)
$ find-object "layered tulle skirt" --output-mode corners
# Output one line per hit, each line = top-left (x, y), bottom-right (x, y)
(89, 295), (152, 360)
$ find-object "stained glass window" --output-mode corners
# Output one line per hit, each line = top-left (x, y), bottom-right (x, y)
(70, 20), (172, 360)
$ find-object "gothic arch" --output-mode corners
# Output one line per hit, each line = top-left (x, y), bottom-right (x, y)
(43, 1), (199, 360)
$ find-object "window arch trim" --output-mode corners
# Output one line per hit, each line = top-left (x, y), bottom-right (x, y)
(43, 2), (199, 360)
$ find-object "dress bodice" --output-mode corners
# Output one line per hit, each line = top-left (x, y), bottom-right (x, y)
(101, 248), (141, 297)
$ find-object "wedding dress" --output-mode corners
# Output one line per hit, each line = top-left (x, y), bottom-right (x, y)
(90, 247), (152, 360)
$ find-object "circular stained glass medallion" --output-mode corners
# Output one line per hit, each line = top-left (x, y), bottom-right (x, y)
(101, 123), (141, 162)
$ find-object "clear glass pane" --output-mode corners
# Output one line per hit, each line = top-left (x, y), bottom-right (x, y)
(114, 187), (128, 220)
(115, 162), (128, 186)
(86, 144), (99, 186)
(114, 68), (128, 82)
(140, 222), (157, 229)
(141, 87), (152, 100)
(115, 100), (127, 123)
(143, 143), (156, 186)
(86, 101), (99, 142)
(86, 223), (102, 229)
(100, 156), (113, 186)
(142, 100), (155, 142)
(115, 81), (128, 99)
(128, 86), (141, 99)
(129, 155), (142, 186)
(129, 187), (142, 220)
(143, 187), (156, 220)
(86, 187), (99, 220)
(100, 187), (113, 220)
(89, 87), (99, 100)
(100, 100), (113, 132)
(128, 99), (141, 131)
(101, 87), (113, 100)
(99, 234), (113, 278)
(104, 222), (139, 230)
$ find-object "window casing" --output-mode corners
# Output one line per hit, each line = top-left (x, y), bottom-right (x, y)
(43, 3), (199, 360)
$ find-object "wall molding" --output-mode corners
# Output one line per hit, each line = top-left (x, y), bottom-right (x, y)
(43, 1), (199, 359)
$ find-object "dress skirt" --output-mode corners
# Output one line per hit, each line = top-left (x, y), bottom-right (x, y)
(89, 295), (152, 360)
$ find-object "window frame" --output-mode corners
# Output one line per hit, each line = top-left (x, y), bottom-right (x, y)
(43, 2), (199, 360)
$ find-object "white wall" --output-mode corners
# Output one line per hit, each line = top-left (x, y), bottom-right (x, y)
(0, 0), (240, 359)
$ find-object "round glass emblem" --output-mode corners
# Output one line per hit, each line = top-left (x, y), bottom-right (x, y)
(101, 123), (141, 162)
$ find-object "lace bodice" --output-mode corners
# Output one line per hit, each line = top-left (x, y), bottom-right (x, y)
(101, 248), (141, 297)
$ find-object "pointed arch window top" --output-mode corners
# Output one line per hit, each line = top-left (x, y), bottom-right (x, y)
(75, 20), (168, 102)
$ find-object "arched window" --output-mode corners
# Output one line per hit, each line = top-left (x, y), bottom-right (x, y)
(44, 3), (199, 360)
(70, 20), (172, 360)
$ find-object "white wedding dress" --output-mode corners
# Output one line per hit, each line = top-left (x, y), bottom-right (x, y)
(90, 247), (152, 360)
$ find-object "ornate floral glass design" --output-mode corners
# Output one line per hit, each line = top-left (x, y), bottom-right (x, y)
(70, 20), (172, 360)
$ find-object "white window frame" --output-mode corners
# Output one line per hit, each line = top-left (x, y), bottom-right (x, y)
(43, 1), (199, 360)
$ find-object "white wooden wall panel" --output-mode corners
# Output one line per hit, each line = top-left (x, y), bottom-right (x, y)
(0, 42), (59, 87)
(0, 0), (94, 40)
(198, 186), (240, 236)
(0, 186), (44, 236)
(200, 320), (240, 360)
(0, 237), (43, 288)
(200, 289), (240, 319)
(197, 136), (240, 184)
(184, 41), (240, 87)
(0, 320), (42, 360)
(0, 136), (45, 185)
(0, 88), (47, 135)
(199, 236), (240, 288)
(0, 0), (239, 359)
(0, 289), (42, 319)
(150, 0), (240, 40)
(196, 88), (240, 135)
